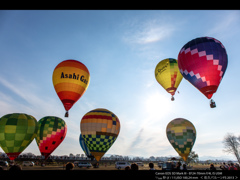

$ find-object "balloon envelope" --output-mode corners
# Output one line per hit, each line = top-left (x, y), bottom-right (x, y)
(52, 59), (90, 115)
(35, 116), (67, 160)
(80, 108), (120, 161)
(79, 133), (93, 158)
(155, 58), (183, 96)
(0, 113), (38, 160)
(178, 37), (228, 99)
(166, 118), (196, 162)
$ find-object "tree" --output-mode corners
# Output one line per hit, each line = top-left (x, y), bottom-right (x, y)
(178, 151), (199, 164)
(187, 151), (199, 164)
(222, 133), (240, 163)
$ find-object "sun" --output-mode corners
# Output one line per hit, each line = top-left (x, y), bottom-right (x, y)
(144, 90), (171, 120)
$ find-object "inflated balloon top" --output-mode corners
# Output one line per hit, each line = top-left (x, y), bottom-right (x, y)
(166, 118), (196, 162)
(52, 59), (90, 117)
(0, 113), (38, 160)
(35, 116), (67, 160)
(155, 58), (183, 101)
(178, 37), (228, 105)
(80, 108), (120, 161)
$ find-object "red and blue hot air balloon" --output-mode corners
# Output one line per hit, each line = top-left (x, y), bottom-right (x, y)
(178, 37), (228, 108)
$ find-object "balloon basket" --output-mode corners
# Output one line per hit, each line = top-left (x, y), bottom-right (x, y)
(171, 96), (175, 101)
(65, 111), (69, 117)
(210, 99), (216, 108)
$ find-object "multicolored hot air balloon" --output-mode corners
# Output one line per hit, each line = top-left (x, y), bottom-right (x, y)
(35, 116), (67, 160)
(80, 108), (120, 162)
(166, 118), (196, 162)
(155, 58), (183, 101)
(79, 133), (93, 159)
(52, 59), (90, 117)
(0, 113), (38, 160)
(178, 37), (228, 107)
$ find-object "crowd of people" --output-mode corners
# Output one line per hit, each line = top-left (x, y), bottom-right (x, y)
(1, 161), (240, 171)
(65, 162), (164, 171)
(208, 162), (240, 170)
(0, 164), (22, 171)
(123, 161), (240, 171)
(219, 162), (240, 170)
(123, 162), (188, 171)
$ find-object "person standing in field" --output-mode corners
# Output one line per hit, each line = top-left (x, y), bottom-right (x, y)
(209, 163), (216, 170)
(149, 162), (155, 170)
(228, 163), (237, 170)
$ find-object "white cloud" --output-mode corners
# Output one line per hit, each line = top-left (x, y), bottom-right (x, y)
(121, 16), (182, 62)
(123, 18), (175, 45)
(0, 77), (30, 103)
(132, 25), (174, 44)
(207, 11), (240, 39)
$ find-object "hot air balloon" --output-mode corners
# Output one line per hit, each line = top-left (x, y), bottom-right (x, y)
(155, 58), (183, 101)
(35, 116), (67, 160)
(0, 113), (38, 160)
(79, 133), (93, 159)
(166, 118), (196, 162)
(52, 59), (90, 117)
(178, 37), (228, 107)
(80, 108), (120, 162)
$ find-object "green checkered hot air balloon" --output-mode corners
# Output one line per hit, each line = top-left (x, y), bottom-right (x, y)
(166, 118), (196, 162)
(0, 113), (38, 160)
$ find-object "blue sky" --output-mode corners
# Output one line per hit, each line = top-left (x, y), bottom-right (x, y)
(0, 10), (240, 160)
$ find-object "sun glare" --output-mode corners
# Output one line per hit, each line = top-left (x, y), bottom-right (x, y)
(144, 90), (171, 120)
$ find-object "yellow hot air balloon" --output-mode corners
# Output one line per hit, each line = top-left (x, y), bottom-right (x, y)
(52, 59), (90, 117)
(155, 58), (183, 101)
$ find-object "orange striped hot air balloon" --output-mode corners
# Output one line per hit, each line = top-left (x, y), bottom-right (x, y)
(52, 60), (90, 117)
